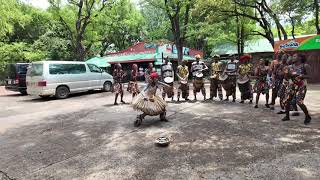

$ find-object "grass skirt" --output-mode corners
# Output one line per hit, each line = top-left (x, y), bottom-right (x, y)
(132, 93), (167, 116)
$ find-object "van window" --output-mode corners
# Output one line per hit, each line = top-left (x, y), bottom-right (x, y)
(87, 64), (102, 73)
(49, 64), (86, 75)
(17, 64), (29, 74)
(5, 64), (16, 78)
(28, 64), (43, 76)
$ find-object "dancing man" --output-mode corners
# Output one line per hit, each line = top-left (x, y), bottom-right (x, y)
(254, 59), (270, 108)
(177, 60), (190, 101)
(223, 54), (238, 102)
(282, 54), (311, 125)
(161, 57), (175, 101)
(132, 72), (168, 127)
(191, 55), (208, 101)
(210, 55), (223, 100)
(127, 64), (140, 99)
(238, 55), (253, 104)
(113, 63), (125, 105)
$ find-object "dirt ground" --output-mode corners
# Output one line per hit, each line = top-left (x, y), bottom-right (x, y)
(0, 84), (319, 180)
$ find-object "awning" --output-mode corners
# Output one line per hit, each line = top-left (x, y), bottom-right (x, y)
(86, 57), (111, 68)
(104, 53), (156, 64)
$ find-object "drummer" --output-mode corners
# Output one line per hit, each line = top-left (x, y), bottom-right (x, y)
(223, 54), (238, 102)
(238, 55), (253, 104)
(161, 56), (175, 101)
(209, 54), (223, 101)
(177, 60), (190, 101)
(191, 54), (208, 101)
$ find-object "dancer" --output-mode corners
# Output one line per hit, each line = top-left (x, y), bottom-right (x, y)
(269, 52), (285, 110)
(237, 55), (253, 104)
(282, 53), (311, 125)
(177, 60), (190, 101)
(132, 72), (168, 127)
(222, 54), (238, 102)
(254, 59), (270, 108)
(209, 55), (223, 100)
(161, 57), (175, 101)
(113, 63), (125, 105)
(127, 64), (140, 99)
(191, 55), (208, 101)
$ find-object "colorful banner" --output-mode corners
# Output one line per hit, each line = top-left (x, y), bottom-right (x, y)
(274, 35), (320, 52)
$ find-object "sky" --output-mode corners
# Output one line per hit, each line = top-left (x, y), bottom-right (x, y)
(23, 0), (140, 9)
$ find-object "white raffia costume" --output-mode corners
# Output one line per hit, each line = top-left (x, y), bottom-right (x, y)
(132, 72), (168, 126)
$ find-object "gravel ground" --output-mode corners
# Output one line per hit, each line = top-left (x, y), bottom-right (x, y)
(0, 84), (319, 180)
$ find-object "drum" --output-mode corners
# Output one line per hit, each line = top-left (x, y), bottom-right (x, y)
(237, 75), (250, 84)
(195, 71), (203, 79)
(164, 77), (174, 84)
(180, 79), (188, 84)
(219, 73), (228, 81)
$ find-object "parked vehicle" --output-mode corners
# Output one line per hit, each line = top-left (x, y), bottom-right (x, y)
(26, 61), (114, 99)
(5, 63), (30, 95)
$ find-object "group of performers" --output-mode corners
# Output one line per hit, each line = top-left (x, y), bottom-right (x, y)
(112, 52), (312, 126)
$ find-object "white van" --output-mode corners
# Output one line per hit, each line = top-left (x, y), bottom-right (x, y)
(26, 61), (114, 99)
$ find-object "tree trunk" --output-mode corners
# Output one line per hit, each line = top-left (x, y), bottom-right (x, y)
(176, 42), (183, 63)
(290, 17), (295, 39)
(276, 25), (282, 40)
(235, 4), (241, 59)
(240, 23), (245, 55)
(315, 0), (320, 34)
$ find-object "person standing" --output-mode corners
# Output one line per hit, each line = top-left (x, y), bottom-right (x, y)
(209, 55), (223, 100)
(145, 63), (155, 82)
(127, 64), (140, 99)
(253, 59), (270, 108)
(113, 63), (125, 105)
(282, 53), (311, 125)
(161, 57), (175, 101)
(223, 54), (238, 102)
(177, 60), (190, 101)
(269, 52), (286, 110)
(191, 54), (208, 101)
(237, 55), (253, 104)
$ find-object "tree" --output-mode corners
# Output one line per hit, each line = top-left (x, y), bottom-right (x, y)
(315, 0), (320, 34)
(95, 0), (145, 56)
(49, 0), (111, 61)
(144, 0), (192, 63)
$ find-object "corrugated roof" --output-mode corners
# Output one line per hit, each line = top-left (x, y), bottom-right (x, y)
(104, 53), (156, 64)
(86, 57), (111, 67)
(211, 39), (274, 56)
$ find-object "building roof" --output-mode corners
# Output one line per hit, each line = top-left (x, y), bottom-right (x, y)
(104, 53), (155, 64)
(103, 42), (204, 64)
(211, 38), (274, 56)
(86, 57), (111, 67)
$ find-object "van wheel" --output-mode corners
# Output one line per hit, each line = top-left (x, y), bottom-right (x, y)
(102, 81), (112, 92)
(55, 86), (70, 99)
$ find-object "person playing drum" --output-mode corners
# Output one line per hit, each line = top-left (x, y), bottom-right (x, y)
(191, 54), (208, 101)
(161, 56), (175, 101)
(127, 64), (140, 99)
(237, 55), (253, 104)
(177, 60), (190, 101)
(253, 59), (270, 108)
(209, 54), (223, 100)
(132, 72), (169, 127)
(113, 63), (126, 105)
(222, 54), (238, 102)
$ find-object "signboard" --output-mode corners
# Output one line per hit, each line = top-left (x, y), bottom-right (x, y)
(274, 35), (320, 52)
